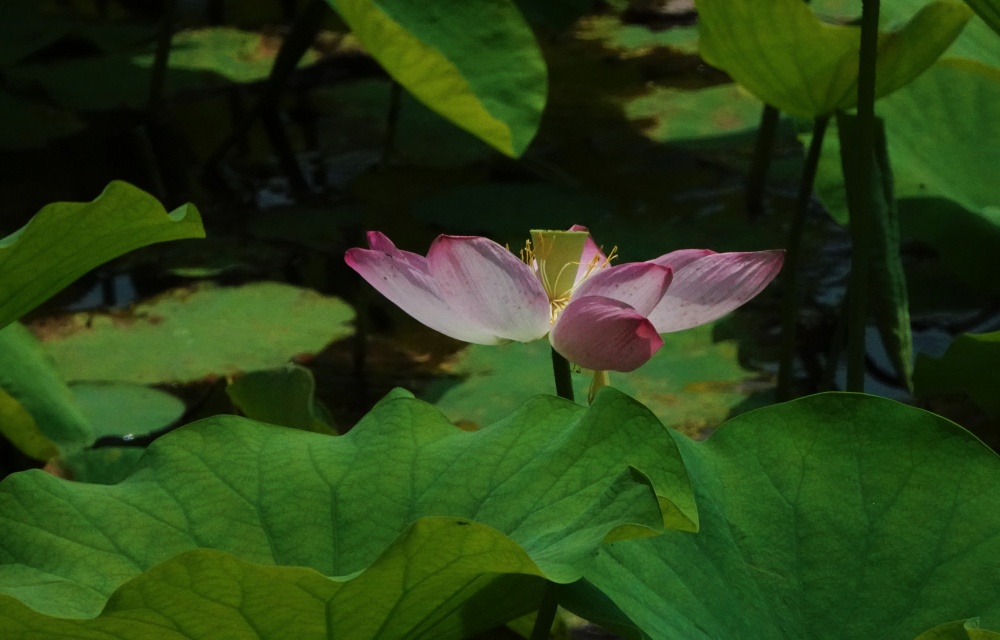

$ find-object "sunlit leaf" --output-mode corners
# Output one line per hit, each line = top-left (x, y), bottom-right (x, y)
(914, 330), (1000, 416)
(34, 282), (355, 385)
(0, 388), (695, 635)
(226, 364), (336, 434)
(0, 323), (90, 460)
(0, 181), (204, 331)
(560, 393), (1000, 640)
(696, 0), (972, 118)
(326, 0), (547, 156)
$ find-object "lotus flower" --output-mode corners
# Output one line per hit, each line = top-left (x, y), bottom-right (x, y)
(345, 227), (783, 373)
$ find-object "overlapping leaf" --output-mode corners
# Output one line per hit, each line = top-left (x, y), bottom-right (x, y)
(560, 393), (1000, 639)
(696, 0), (972, 118)
(326, 0), (547, 156)
(0, 323), (89, 459)
(0, 388), (696, 636)
(0, 181), (204, 331)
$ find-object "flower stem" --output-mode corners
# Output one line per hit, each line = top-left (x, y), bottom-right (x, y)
(529, 581), (559, 640)
(847, 0), (880, 392)
(777, 115), (829, 400)
(745, 104), (781, 217)
(550, 348), (574, 401)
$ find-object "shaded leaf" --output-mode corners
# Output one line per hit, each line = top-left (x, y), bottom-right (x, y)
(0, 323), (90, 459)
(34, 282), (355, 384)
(0, 389), (695, 634)
(226, 364), (336, 434)
(58, 447), (146, 485)
(963, 0), (1000, 36)
(0, 181), (204, 331)
(327, 0), (547, 156)
(0, 90), (83, 150)
(914, 330), (1000, 415)
(561, 393), (1000, 640)
(697, 0), (972, 118)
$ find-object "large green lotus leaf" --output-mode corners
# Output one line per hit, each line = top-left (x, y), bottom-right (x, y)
(964, 0), (1000, 37)
(813, 0), (1000, 67)
(327, 0), (547, 157)
(34, 282), (355, 384)
(559, 394), (1000, 640)
(914, 330), (1000, 416)
(226, 364), (337, 434)
(696, 0), (972, 118)
(425, 324), (763, 437)
(0, 524), (546, 639)
(0, 323), (90, 460)
(0, 181), (203, 332)
(0, 388), (695, 632)
(70, 382), (185, 440)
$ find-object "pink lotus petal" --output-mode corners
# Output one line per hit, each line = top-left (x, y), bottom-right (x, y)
(366, 231), (427, 272)
(647, 250), (785, 333)
(551, 296), (664, 372)
(572, 262), (673, 316)
(428, 235), (551, 343)
(346, 243), (502, 345)
(570, 224), (608, 283)
(648, 249), (716, 271)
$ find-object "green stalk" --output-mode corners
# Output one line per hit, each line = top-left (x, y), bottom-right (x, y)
(147, 0), (178, 112)
(203, 0), (328, 173)
(550, 348), (574, 401)
(846, 0), (880, 391)
(777, 115), (829, 400)
(529, 581), (559, 640)
(745, 104), (781, 217)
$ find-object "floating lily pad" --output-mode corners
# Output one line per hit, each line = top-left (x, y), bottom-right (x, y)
(33, 282), (356, 384)
(0, 388), (694, 636)
(70, 382), (185, 440)
(560, 393), (1000, 639)
(424, 323), (765, 437)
